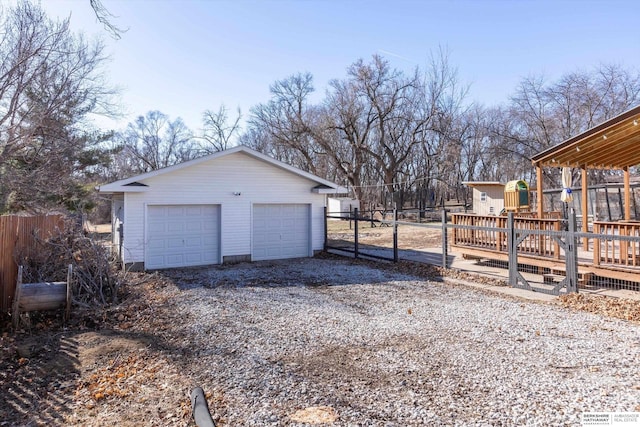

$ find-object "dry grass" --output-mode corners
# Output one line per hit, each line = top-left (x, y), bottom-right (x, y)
(327, 219), (445, 249)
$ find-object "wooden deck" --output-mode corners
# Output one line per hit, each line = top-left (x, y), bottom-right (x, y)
(451, 213), (640, 284)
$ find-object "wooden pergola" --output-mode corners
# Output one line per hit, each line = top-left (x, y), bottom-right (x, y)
(531, 105), (640, 245)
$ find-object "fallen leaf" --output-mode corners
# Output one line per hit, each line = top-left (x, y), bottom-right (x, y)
(290, 406), (338, 424)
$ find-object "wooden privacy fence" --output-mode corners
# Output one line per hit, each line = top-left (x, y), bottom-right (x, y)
(0, 215), (65, 313)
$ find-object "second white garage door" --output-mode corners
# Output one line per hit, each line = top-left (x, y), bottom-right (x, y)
(146, 205), (220, 269)
(252, 204), (310, 261)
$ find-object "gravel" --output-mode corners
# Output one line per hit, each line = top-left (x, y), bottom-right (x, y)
(165, 258), (640, 426)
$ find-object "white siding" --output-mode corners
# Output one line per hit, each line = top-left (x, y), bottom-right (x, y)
(120, 152), (326, 266)
(327, 197), (360, 219)
(472, 186), (505, 216)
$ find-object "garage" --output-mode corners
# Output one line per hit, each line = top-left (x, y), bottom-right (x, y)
(146, 205), (220, 269)
(100, 146), (347, 269)
(252, 204), (310, 261)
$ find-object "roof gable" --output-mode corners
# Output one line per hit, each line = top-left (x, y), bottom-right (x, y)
(99, 145), (347, 194)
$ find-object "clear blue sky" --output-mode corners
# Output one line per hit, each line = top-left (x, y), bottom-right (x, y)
(43, 0), (640, 134)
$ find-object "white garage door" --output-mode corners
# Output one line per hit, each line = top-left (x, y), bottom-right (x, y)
(146, 205), (220, 269)
(253, 204), (310, 261)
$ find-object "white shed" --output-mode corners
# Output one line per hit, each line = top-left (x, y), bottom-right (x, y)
(327, 197), (360, 219)
(462, 181), (505, 216)
(99, 145), (347, 270)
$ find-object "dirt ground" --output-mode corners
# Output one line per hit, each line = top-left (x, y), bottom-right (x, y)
(0, 272), (197, 426)
(326, 219), (444, 249)
(1, 253), (639, 426)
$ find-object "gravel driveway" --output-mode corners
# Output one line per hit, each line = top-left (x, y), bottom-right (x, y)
(164, 257), (640, 426)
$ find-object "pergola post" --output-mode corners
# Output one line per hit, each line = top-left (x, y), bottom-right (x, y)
(581, 165), (588, 249)
(624, 166), (631, 220)
(536, 165), (543, 218)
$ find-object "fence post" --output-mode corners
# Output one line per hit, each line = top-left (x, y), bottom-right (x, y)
(566, 208), (579, 293)
(393, 209), (398, 262)
(323, 206), (328, 252)
(354, 207), (359, 259)
(441, 209), (448, 269)
(507, 212), (517, 286)
(12, 266), (23, 329)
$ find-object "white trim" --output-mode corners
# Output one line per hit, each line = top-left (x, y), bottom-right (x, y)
(143, 202), (148, 266)
(308, 203), (313, 256)
(462, 181), (503, 187)
(313, 186), (349, 194)
(218, 204), (224, 264)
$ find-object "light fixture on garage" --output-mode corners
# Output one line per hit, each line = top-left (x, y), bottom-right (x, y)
(233, 192), (241, 196)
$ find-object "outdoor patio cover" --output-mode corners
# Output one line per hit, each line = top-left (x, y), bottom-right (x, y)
(531, 104), (640, 234)
(531, 105), (640, 170)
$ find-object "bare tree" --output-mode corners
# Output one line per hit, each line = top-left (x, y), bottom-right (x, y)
(246, 73), (333, 176)
(89, 0), (127, 39)
(242, 53), (468, 207)
(117, 111), (196, 174)
(405, 49), (468, 208)
(488, 64), (640, 188)
(241, 54), (640, 210)
(320, 72), (377, 201)
(197, 105), (241, 154)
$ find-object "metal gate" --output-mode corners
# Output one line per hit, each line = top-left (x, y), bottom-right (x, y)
(508, 212), (579, 295)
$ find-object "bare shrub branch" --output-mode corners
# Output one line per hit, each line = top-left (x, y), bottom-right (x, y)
(16, 217), (125, 307)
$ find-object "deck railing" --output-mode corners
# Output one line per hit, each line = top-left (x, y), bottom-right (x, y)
(451, 214), (506, 252)
(451, 213), (561, 258)
(593, 221), (640, 267)
(326, 209), (640, 294)
(510, 211), (563, 220)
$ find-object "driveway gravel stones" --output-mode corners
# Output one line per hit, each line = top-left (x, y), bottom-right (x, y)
(163, 258), (640, 426)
